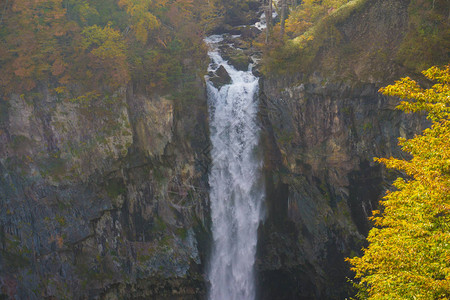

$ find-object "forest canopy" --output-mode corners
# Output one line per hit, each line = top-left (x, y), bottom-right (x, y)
(0, 0), (234, 97)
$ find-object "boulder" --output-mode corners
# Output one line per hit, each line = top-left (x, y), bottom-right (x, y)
(219, 44), (251, 71)
(241, 26), (261, 40)
(228, 54), (250, 71)
(209, 65), (232, 89)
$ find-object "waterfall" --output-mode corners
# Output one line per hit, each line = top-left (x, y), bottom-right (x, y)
(205, 35), (265, 300)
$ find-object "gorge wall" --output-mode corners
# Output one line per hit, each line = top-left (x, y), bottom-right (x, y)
(257, 77), (425, 299)
(0, 78), (211, 299)
(256, 0), (446, 299)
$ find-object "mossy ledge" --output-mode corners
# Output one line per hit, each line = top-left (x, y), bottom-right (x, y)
(262, 0), (449, 84)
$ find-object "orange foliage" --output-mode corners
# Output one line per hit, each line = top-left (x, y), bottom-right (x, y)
(0, 0), (209, 97)
(1, 0), (71, 93)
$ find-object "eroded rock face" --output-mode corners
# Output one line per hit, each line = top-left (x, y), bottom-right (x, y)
(257, 75), (427, 300)
(0, 80), (210, 299)
(255, 0), (432, 298)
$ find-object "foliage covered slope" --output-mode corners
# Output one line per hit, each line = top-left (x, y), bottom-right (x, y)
(0, 0), (237, 98)
(262, 0), (449, 81)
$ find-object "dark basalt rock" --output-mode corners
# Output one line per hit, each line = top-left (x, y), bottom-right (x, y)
(209, 65), (232, 88)
(254, 0), (442, 298)
(252, 67), (262, 77)
(0, 77), (211, 299)
(240, 26), (261, 40)
(224, 53), (250, 72)
(218, 39), (254, 71)
(257, 73), (427, 299)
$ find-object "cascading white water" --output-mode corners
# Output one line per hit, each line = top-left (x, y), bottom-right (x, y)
(205, 35), (265, 300)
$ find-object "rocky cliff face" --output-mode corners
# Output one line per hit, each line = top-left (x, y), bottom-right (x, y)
(255, 0), (435, 298)
(1, 0), (446, 298)
(0, 80), (210, 299)
(257, 77), (426, 299)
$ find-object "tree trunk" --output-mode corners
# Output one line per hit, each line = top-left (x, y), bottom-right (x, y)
(268, 0), (273, 29)
(280, 0), (287, 38)
(265, 0), (273, 43)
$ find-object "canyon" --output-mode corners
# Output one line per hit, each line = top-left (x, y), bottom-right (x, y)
(0, 0), (447, 299)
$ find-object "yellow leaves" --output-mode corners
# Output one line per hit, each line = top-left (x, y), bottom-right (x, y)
(134, 17), (158, 44)
(80, 24), (129, 88)
(349, 65), (450, 299)
(424, 65), (450, 84)
(380, 66), (450, 122)
(68, 91), (101, 105)
(77, 1), (99, 24)
(285, 10), (313, 37)
(53, 86), (67, 95)
(81, 24), (127, 59)
(285, 0), (352, 38)
(118, 0), (160, 44)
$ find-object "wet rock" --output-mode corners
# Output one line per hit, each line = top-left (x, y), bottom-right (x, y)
(219, 44), (252, 71)
(252, 67), (262, 77)
(209, 65), (232, 88)
(240, 26), (261, 40)
(230, 57), (250, 71)
(226, 25), (243, 35)
(222, 52), (250, 71)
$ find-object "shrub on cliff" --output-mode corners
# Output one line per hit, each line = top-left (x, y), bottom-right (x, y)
(347, 65), (450, 299)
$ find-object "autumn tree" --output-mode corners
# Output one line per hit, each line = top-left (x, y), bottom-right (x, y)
(0, 0), (74, 92)
(0, 0), (211, 97)
(80, 24), (129, 89)
(347, 65), (450, 299)
(118, 0), (160, 44)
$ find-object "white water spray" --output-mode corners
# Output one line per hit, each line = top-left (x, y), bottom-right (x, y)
(205, 35), (265, 300)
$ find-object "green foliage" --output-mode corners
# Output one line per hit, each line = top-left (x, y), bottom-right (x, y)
(1, 236), (31, 271)
(81, 25), (127, 59)
(105, 178), (127, 198)
(175, 227), (188, 239)
(262, 0), (448, 79)
(347, 65), (450, 299)
(262, 0), (370, 75)
(80, 24), (130, 89)
(118, 0), (160, 44)
(285, 0), (357, 39)
(396, 0), (450, 72)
